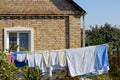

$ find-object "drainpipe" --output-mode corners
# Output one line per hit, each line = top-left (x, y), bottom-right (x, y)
(82, 14), (86, 47)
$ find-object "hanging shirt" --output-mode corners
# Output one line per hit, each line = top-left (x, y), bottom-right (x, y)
(66, 46), (96, 77)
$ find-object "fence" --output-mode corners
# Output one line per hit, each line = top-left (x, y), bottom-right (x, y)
(111, 48), (120, 69)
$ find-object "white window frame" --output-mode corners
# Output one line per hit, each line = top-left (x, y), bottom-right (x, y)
(4, 27), (34, 52)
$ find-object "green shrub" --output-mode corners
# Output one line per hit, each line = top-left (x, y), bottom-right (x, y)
(22, 66), (44, 80)
(0, 50), (44, 80)
(0, 52), (18, 80)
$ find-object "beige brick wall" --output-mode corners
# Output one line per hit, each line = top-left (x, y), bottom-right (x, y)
(69, 15), (81, 48)
(0, 15), (81, 51)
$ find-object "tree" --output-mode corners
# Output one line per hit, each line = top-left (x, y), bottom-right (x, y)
(86, 23), (120, 48)
(85, 23), (120, 80)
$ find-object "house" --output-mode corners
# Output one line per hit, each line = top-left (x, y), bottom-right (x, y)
(0, 0), (86, 52)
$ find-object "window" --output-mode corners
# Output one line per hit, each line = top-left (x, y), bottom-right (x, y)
(4, 27), (34, 52)
(9, 32), (29, 51)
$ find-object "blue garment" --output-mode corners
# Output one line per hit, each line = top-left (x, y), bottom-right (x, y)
(14, 60), (27, 67)
(12, 51), (27, 67)
(94, 44), (109, 75)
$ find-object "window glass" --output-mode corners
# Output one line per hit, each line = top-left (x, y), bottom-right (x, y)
(19, 33), (29, 51)
(9, 32), (17, 51)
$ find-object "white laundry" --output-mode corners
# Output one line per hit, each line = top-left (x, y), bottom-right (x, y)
(49, 51), (59, 77)
(49, 51), (58, 66)
(34, 52), (46, 73)
(42, 51), (50, 67)
(58, 50), (66, 67)
(17, 54), (26, 62)
(66, 46), (96, 77)
(27, 54), (35, 67)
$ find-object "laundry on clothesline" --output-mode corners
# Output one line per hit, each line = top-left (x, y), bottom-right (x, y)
(17, 53), (26, 62)
(7, 44), (109, 77)
(6, 53), (14, 63)
(58, 50), (66, 67)
(66, 44), (109, 77)
(79, 44), (109, 77)
(94, 44), (109, 75)
(27, 53), (36, 67)
(12, 51), (27, 67)
(66, 46), (96, 77)
(34, 53), (46, 73)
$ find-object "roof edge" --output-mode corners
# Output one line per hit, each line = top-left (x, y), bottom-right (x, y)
(67, 0), (86, 15)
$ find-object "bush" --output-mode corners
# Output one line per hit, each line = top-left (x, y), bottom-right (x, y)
(0, 52), (18, 80)
(22, 66), (44, 80)
(0, 51), (44, 80)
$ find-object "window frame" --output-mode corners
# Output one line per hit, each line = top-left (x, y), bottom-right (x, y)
(4, 27), (34, 52)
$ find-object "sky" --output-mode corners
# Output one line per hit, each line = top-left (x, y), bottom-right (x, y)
(74, 0), (120, 29)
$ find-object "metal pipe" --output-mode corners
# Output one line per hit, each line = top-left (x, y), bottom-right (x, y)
(82, 14), (86, 47)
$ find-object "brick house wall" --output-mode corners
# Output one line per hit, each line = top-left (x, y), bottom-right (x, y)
(0, 0), (86, 51)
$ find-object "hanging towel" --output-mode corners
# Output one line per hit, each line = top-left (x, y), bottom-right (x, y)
(58, 50), (66, 67)
(17, 54), (27, 62)
(49, 51), (58, 66)
(94, 44), (109, 75)
(66, 46), (96, 77)
(27, 54), (35, 67)
(34, 52), (42, 67)
(42, 51), (50, 67)
(49, 51), (59, 77)
(34, 52), (46, 73)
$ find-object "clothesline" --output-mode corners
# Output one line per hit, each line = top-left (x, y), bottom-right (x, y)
(24, 47), (86, 54)
(6, 44), (109, 77)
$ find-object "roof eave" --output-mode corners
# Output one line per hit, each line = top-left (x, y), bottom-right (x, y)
(67, 0), (86, 15)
